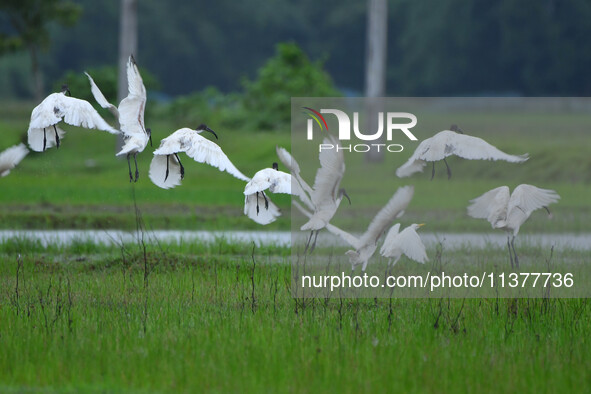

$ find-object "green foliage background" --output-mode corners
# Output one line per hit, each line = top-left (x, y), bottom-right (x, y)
(3, 0), (591, 98)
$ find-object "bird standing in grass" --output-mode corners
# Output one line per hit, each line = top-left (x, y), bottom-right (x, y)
(277, 135), (349, 251)
(27, 85), (119, 152)
(149, 125), (250, 189)
(0, 143), (28, 177)
(295, 186), (414, 272)
(86, 55), (151, 182)
(467, 184), (560, 268)
(396, 125), (529, 179)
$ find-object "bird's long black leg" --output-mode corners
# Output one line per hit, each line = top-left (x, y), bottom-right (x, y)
(443, 158), (452, 179)
(174, 153), (184, 180)
(126, 153), (133, 182)
(511, 236), (519, 269)
(431, 162), (435, 180)
(304, 230), (314, 254)
(309, 230), (319, 253)
(43, 128), (47, 152)
(255, 191), (260, 214)
(262, 191), (269, 209)
(384, 262), (394, 285)
(507, 236), (514, 269)
(53, 125), (60, 148)
(133, 153), (139, 182)
(164, 155), (170, 182)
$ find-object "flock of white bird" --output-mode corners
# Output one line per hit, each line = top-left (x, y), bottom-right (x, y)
(290, 126), (559, 271)
(3, 56), (293, 225)
(0, 55), (560, 271)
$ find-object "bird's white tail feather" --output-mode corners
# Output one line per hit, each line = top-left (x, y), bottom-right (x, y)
(149, 154), (182, 189)
(300, 216), (325, 231)
(27, 126), (66, 152)
(244, 193), (281, 225)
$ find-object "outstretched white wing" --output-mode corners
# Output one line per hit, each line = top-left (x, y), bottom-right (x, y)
(310, 134), (346, 206)
(28, 93), (63, 131)
(118, 56), (148, 138)
(508, 184), (560, 217)
(379, 223), (401, 256)
(58, 95), (119, 133)
(467, 186), (511, 226)
(450, 133), (529, 163)
(244, 168), (292, 196)
(359, 186), (414, 246)
(84, 72), (119, 118)
(395, 139), (431, 177)
(396, 130), (528, 178)
(27, 93), (118, 152)
(399, 227), (428, 263)
(268, 172), (292, 194)
(276, 146), (314, 210)
(151, 128), (250, 189)
(381, 224), (428, 263)
(0, 143), (28, 177)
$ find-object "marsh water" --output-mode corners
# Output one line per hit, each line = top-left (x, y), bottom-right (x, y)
(1, 230), (590, 250)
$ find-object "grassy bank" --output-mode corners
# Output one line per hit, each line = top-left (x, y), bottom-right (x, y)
(0, 239), (589, 392)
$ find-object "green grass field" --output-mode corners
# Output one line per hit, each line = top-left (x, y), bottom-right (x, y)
(1, 101), (590, 391)
(0, 239), (589, 392)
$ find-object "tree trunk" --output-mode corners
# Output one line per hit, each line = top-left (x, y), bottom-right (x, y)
(364, 0), (388, 163)
(116, 0), (138, 152)
(29, 45), (44, 102)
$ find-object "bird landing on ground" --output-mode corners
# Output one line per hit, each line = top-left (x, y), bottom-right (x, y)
(467, 184), (560, 269)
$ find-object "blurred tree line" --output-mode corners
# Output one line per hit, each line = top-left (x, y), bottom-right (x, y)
(0, 0), (81, 100)
(2, 0), (591, 100)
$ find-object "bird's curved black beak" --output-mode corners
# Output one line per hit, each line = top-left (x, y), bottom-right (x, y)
(62, 84), (71, 96)
(340, 188), (351, 205)
(205, 126), (218, 140)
